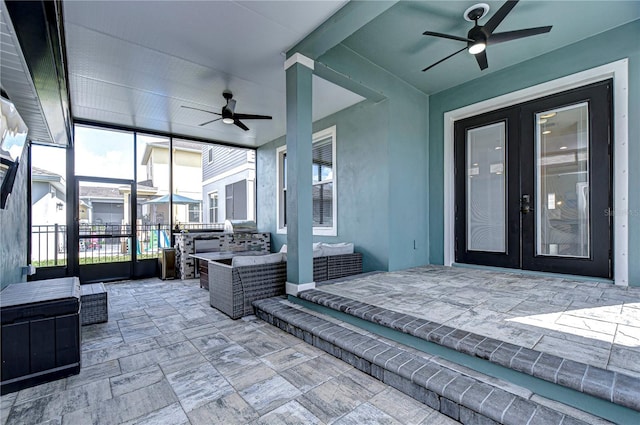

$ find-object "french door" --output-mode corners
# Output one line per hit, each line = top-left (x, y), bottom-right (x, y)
(454, 80), (612, 278)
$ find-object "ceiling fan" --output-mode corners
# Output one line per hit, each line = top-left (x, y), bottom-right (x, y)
(421, 0), (552, 72)
(181, 90), (272, 131)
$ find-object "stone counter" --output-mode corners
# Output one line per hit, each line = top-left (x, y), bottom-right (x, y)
(174, 232), (270, 279)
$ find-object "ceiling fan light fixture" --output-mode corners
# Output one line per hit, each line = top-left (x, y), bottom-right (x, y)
(468, 42), (486, 55)
(222, 117), (234, 125)
(421, 0), (553, 72)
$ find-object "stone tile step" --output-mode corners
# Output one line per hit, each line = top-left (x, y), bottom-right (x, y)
(298, 289), (640, 413)
(253, 297), (604, 425)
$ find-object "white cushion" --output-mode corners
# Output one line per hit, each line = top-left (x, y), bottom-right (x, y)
(279, 244), (323, 257)
(318, 242), (354, 256)
(232, 253), (284, 267)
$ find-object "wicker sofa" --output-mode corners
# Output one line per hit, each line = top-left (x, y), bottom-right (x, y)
(209, 251), (362, 319)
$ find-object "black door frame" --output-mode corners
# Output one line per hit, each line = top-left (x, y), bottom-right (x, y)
(74, 176), (136, 283)
(454, 80), (612, 278)
(520, 81), (612, 277)
(454, 107), (521, 269)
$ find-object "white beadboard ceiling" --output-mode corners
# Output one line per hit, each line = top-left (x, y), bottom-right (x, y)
(1, 1), (54, 146)
(63, 0), (363, 148)
(11, 1), (640, 150)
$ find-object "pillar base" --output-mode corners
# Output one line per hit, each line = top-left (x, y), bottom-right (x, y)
(286, 281), (316, 296)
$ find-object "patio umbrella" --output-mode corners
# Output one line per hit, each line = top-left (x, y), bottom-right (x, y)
(143, 194), (200, 204)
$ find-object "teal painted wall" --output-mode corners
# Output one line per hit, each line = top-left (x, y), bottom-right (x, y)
(258, 99), (391, 272)
(0, 153), (29, 288)
(387, 93), (429, 270)
(428, 20), (640, 286)
(318, 45), (430, 271)
(258, 43), (430, 273)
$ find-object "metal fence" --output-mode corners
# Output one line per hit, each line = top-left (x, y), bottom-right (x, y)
(31, 224), (67, 267)
(31, 222), (226, 267)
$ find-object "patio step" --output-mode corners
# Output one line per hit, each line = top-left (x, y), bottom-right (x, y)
(253, 297), (610, 425)
(295, 289), (640, 417)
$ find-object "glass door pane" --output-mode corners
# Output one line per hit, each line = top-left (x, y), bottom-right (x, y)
(78, 180), (132, 264)
(136, 134), (171, 260)
(466, 122), (506, 252)
(535, 103), (589, 257)
(31, 145), (67, 269)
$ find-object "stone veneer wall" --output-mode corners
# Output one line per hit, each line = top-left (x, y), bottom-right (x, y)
(174, 232), (270, 279)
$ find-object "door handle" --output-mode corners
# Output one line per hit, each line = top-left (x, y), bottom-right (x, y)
(521, 195), (533, 214)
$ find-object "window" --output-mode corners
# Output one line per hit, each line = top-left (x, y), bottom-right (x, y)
(225, 180), (247, 220)
(277, 126), (337, 236)
(188, 204), (200, 223)
(74, 125), (134, 179)
(209, 192), (218, 223)
(208, 147), (213, 164)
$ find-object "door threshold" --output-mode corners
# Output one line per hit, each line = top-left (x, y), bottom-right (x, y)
(451, 262), (613, 284)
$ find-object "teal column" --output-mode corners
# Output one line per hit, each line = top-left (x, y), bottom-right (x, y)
(285, 55), (314, 293)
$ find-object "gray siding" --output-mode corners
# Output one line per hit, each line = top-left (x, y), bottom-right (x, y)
(202, 146), (250, 181)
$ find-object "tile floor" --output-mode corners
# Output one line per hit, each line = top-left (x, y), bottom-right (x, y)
(316, 265), (640, 378)
(1, 278), (457, 425)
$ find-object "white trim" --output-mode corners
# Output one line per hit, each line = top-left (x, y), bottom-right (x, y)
(443, 59), (629, 286)
(201, 163), (254, 186)
(247, 177), (256, 222)
(277, 125), (338, 237)
(276, 144), (287, 235)
(207, 190), (219, 223)
(286, 281), (316, 296)
(285, 53), (314, 71)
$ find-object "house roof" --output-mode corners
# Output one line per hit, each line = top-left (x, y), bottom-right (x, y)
(31, 166), (66, 195)
(31, 166), (63, 181)
(78, 185), (123, 201)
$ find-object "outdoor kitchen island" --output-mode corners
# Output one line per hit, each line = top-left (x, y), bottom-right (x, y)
(173, 221), (271, 281)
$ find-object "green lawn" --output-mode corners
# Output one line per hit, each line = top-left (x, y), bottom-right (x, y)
(33, 253), (159, 268)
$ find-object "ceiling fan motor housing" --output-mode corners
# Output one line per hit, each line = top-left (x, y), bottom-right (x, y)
(221, 91), (235, 119)
(467, 25), (489, 48)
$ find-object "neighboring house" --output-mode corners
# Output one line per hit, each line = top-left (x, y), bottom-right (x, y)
(119, 181), (159, 226)
(201, 145), (255, 223)
(78, 185), (125, 225)
(31, 167), (66, 226)
(140, 139), (203, 224)
(31, 167), (66, 262)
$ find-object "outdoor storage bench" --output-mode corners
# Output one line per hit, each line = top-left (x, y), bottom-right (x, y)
(209, 248), (363, 319)
(1, 277), (81, 394)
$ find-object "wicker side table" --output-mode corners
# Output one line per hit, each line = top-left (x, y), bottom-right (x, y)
(80, 283), (108, 325)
